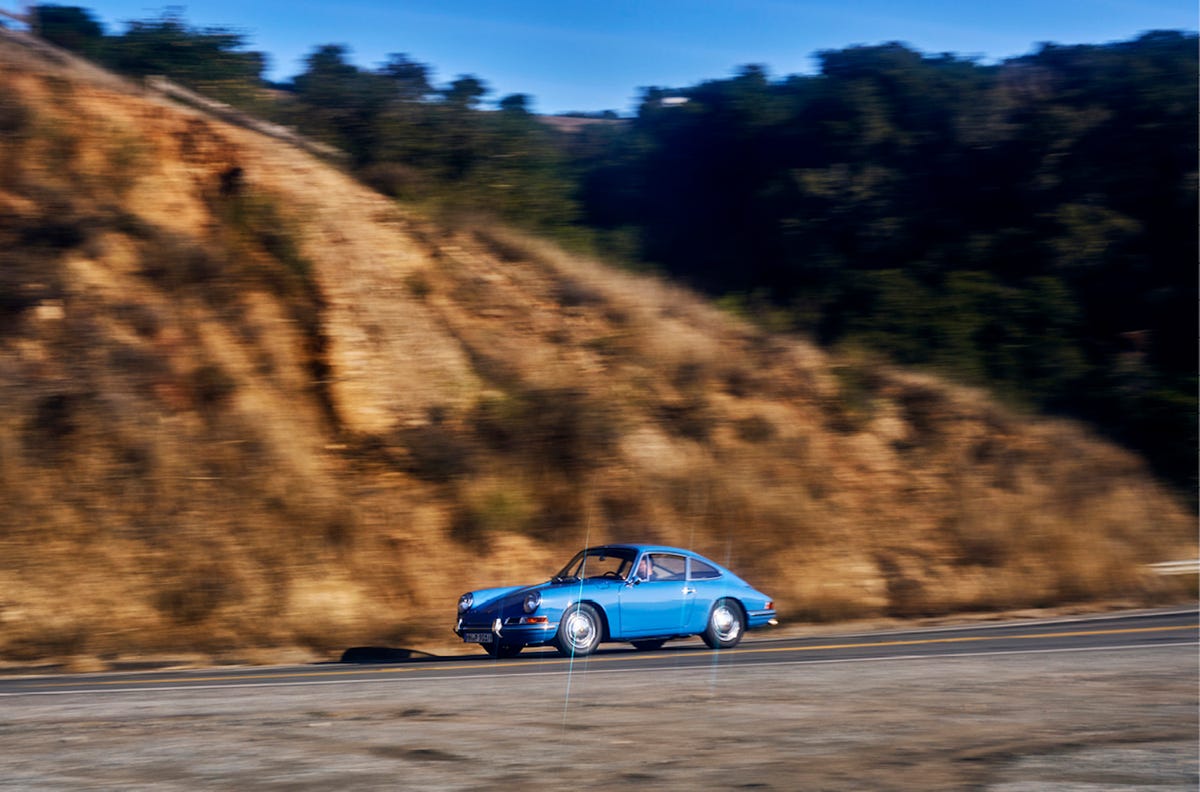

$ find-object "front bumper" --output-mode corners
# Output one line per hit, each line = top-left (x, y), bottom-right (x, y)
(456, 615), (560, 646)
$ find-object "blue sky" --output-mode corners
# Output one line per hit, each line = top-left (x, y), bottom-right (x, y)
(81, 1), (1197, 114)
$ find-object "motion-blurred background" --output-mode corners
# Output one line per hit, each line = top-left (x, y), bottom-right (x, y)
(0, 5), (1194, 668)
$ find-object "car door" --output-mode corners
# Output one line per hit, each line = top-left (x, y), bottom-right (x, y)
(616, 552), (691, 637)
(681, 556), (724, 633)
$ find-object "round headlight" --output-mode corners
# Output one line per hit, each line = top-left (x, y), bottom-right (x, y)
(457, 593), (473, 614)
(523, 591), (541, 613)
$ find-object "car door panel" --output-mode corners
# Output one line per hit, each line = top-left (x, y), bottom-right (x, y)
(616, 553), (690, 637)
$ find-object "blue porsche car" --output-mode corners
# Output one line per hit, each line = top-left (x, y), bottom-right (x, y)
(454, 544), (777, 657)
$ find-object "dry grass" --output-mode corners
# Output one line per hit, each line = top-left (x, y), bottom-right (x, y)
(0, 31), (1194, 666)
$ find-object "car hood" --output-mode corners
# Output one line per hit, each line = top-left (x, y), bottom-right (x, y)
(466, 584), (530, 611)
(465, 578), (593, 616)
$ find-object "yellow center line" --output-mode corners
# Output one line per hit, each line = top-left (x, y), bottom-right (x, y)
(726, 623), (1198, 656)
(27, 622), (1197, 688)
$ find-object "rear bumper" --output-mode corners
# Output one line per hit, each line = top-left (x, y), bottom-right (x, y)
(747, 610), (778, 630)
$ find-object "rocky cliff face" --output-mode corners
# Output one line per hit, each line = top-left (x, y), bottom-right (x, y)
(0, 29), (1192, 666)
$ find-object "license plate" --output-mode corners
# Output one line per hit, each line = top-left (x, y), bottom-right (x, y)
(464, 632), (493, 644)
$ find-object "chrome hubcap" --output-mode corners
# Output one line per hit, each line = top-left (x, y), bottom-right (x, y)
(712, 605), (741, 641)
(565, 611), (595, 648)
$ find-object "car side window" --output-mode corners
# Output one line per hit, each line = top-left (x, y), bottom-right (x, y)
(689, 558), (721, 580)
(649, 553), (687, 581)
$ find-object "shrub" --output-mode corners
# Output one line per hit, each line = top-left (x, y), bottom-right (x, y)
(824, 361), (885, 434)
(360, 161), (428, 199)
(896, 382), (948, 446)
(658, 397), (713, 442)
(191, 363), (237, 412)
(471, 386), (620, 472)
(555, 275), (607, 308)
(735, 414), (777, 443)
(138, 233), (224, 289)
(399, 425), (477, 482)
(26, 393), (81, 455)
(0, 250), (63, 331)
(155, 565), (237, 625)
(0, 88), (31, 135)
(220, 192), (312, 282)
(451, 482), (535, 543)
(405, 271), (433, 300)
(471, 393), (523, 453)
(517, 387), (620, 472)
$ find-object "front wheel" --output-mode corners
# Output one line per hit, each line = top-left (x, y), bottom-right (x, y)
(554, 603), (602, 657)
(701, 599), (744, 649)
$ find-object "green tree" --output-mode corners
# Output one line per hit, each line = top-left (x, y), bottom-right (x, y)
(441, 75), (487, 110)
(379, 53), (432, 101)
(31, 4), (105, 58)
(104, 10), (265, 101)
(290, 44), (391, 165)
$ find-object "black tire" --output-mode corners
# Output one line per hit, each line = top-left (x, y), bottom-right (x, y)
(554, 602), (602, 657)
(631, 639), (666, 651)
(701, 599), (744, 649)
(484, 642), (523, 658)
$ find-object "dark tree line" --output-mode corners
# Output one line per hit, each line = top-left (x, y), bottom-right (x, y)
(21, 6), (1199, 498)
(573, 34), (1196, 497)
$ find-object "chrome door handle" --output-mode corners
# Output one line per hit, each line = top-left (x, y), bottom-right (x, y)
(682, 587), (696, 595)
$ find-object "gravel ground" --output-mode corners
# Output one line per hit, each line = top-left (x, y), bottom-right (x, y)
(0, 643), (1194, 791)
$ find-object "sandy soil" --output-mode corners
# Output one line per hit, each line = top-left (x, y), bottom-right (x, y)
(0, 642), (1194, 790)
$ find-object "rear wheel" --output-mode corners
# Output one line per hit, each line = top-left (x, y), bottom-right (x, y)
(554, 603), (602, 657)
(631, 639), (666, 651)
(701, 599), (744, 649)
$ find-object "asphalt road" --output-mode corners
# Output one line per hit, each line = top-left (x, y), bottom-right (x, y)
(0, 607), (1193, 696)
(0, 607), (1195, 791)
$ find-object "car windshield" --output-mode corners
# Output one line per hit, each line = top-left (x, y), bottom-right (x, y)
(554, 547), (636, 581)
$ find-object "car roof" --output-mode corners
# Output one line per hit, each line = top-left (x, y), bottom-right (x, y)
(586, 543), (699, 556)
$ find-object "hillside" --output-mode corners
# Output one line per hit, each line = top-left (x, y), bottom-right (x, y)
(0, 29), (1193, 667)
